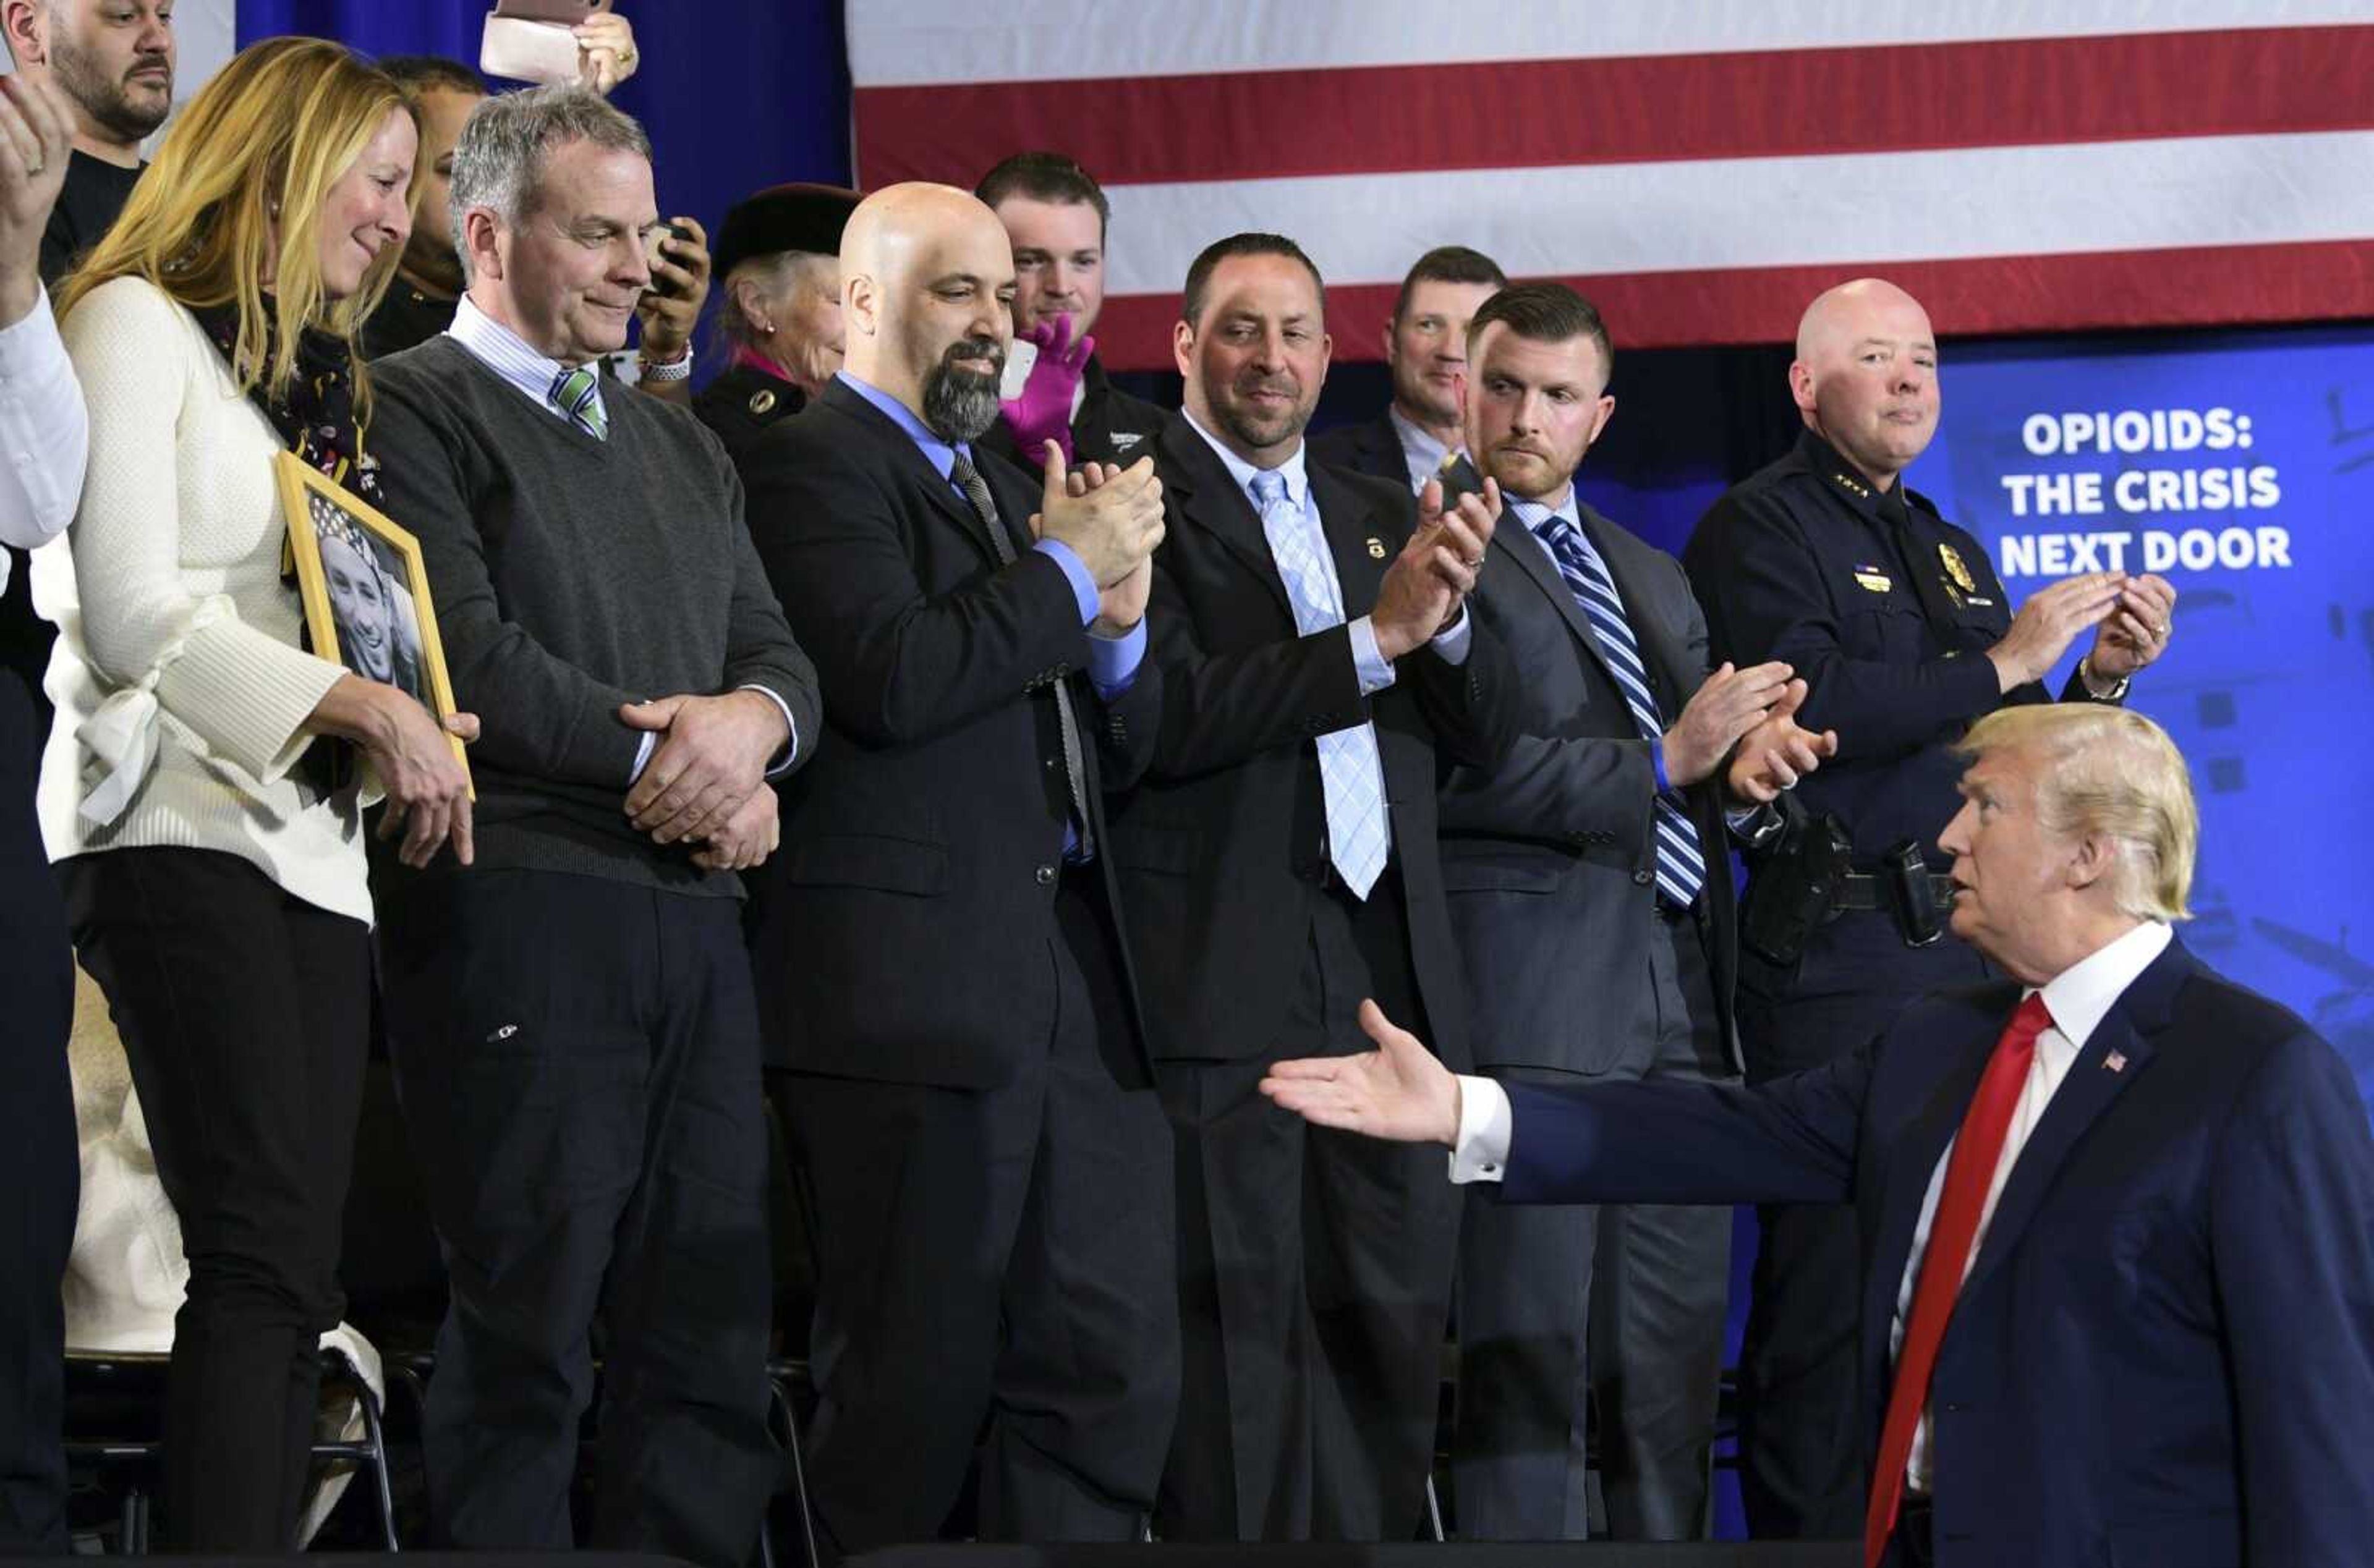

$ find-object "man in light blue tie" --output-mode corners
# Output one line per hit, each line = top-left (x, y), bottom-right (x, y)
(1112, 232), (1516, 1541)
(1436, 282), (1834, 1542)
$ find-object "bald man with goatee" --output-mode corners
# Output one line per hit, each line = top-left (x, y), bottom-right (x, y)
(1680, 278), (2178, 1540)
(738, 182), (1178, 1553)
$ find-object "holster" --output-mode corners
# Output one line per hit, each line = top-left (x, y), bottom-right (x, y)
(1739, 808), (1852, 967)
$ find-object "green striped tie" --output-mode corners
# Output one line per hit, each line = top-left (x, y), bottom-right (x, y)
(548, 363), (608, 441)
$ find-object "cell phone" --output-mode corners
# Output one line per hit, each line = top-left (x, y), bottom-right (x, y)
(649, 221), (692, 298)
(492, 0), (611, 20)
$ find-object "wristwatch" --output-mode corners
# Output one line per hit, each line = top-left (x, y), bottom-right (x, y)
(2076, 655), (2130, 701)
(638, 344), (694, 384)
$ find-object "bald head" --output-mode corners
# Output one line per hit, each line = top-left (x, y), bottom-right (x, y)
(1795, 278), (1931, 364)
(1788, 276), (1939, 489)
(841, 182), (1016, 440)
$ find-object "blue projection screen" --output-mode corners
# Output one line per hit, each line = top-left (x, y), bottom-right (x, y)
(1921, 324), (2374, 1114)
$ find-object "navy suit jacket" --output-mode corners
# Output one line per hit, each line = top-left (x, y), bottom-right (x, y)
(1500, 935), (2374, 1567)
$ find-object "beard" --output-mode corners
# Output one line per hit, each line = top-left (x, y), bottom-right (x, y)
(51, 35), (172, 145)
(1214, 368), (1311, 454)
(921, 336), (1005, 443)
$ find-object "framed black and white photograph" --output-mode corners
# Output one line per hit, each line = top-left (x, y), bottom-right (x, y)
(276, 453), (470, 784)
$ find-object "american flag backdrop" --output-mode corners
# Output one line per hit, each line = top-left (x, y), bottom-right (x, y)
(848, 2), (2374, 371)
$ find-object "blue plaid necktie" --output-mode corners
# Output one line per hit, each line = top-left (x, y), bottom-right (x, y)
(1252, 469), (1389, 899)
(1531, 511), (1705, 909)
(549, 363), (608, 441)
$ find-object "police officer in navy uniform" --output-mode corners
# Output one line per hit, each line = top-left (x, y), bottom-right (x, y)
(1680, 278), (2178, 1542)
(695, 183), (861, 468)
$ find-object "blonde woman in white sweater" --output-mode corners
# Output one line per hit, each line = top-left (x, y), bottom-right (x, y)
(40, 38), (473, 1552)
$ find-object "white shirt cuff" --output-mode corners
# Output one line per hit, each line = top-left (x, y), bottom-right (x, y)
(1348, 614), (1397, 695)
(1429, 604), (1475, 665)
(629, 728), (658, 784)
(738, 684), (802, 778)
(1448, 1074), (1513, 1184)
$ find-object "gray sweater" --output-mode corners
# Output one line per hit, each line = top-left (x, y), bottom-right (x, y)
(367, 336), (820, 896)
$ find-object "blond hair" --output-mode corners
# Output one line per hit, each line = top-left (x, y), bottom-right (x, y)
(55, 36), (418, 412)
(1958, 705), (2196, 922)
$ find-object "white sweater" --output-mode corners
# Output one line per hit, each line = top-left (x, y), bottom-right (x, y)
(35, 276), (370, 926)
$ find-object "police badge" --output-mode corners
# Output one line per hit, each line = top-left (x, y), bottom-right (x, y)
(1939, 543), (1976, 594)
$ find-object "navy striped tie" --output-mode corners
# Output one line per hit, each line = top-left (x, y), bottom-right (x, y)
(1531, 512), (1705, 908)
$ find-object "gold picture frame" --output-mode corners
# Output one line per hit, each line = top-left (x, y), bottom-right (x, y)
(274, 452), (472, 787)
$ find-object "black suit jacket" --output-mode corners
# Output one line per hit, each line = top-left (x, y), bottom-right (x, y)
(738, 379), (1164, 1090)
(1501, 936), (2374, 1568)
(1308, 408), (1484, 501)
(1439, 503), (1743, 1075)
(1107, 415), (1516, 1067)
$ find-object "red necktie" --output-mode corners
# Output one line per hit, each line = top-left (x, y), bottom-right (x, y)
(1863, 993), (2053, 1568)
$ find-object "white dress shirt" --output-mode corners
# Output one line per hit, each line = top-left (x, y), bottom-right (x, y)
(1178, 407), (1472, 690)
(1449, 920), (2177, 1490)
(1891, 918), (2171, 1490)
(1387, 405), (1468, 495)
(0, 288), (90, 591)
(443, 296), (798, 784)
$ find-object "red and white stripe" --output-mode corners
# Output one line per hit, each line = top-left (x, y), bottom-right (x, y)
(848, 2), (2374, 370)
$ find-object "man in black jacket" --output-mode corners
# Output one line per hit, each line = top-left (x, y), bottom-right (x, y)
(1310, 245), (1504, 494)
(739, 181), (1175, 1554)
(1115, 231), (1512, 1541)
(976, 151), (1169, 472)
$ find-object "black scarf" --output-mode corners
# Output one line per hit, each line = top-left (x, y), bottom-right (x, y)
(191, 299), (385, 507)
(192, 299), (377, 790)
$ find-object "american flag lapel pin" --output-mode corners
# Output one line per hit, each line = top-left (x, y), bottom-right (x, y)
(2104, 1049), (2129, 1074)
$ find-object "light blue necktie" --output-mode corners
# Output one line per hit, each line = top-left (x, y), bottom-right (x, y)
(1251, 469), (1389, 899)
(549, 363), (608, 441)
(1532, 512), (1706, 909)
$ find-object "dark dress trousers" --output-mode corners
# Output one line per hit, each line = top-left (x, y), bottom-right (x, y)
(367, 342), (819, 1568)
(1492, 936), (2374, 1568)
(1436, 502), (1743, 1541)
(1680, 428), (2116, 1538)
(738, 379), (1177, 1553)
(979, 352), (1172, 473)
(0, 666), (74, 1555)
(1110, 415), (1516, 1541)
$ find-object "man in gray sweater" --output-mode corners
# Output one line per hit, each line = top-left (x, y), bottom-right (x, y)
(365, 86), (819, 1568)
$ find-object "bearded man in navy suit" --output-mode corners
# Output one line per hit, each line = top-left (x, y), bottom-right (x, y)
(1264, 703), (2374, 1568)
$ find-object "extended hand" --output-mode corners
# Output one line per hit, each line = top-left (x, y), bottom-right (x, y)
(1724, 678), (1837, 802)
(2085, 572), (2176, 680)
(1988, 570), (2124, 692)
(690, 783), (780, 872)
(1033, 446), (1165, 585)
(1664, 660), (1793, 787)
(619, 690), (787, 845)
(1259, 999), (1462, 1146)
(636, 215), (711, 364)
